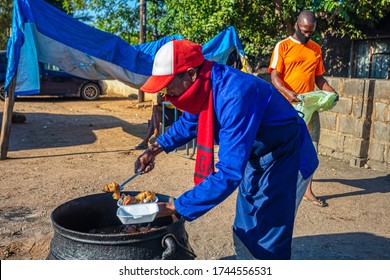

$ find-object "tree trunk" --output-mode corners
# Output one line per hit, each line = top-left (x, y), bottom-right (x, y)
(138, 0), (147, 102)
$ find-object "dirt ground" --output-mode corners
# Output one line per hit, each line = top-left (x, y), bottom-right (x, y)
(0, 93), (389, 260)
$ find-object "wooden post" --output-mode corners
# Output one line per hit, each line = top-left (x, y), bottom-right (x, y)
(0, 74), (16, 160)
(138, 0), (147, 103)
(139, 0), (146, 44)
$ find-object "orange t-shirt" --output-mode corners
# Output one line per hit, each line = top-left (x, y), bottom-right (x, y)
(268, 36), (325, 94)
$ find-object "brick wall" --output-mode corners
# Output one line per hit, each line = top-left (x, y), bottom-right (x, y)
(322, 77), (389, 171)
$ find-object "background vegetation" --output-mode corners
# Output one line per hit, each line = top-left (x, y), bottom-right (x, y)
(1, 0), (389, 70)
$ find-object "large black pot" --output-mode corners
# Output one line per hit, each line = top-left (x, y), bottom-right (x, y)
(47, 192), (196, 260)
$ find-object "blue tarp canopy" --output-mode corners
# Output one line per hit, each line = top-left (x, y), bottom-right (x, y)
(202, 26), (245, 64)
(5, 0), (247, 96)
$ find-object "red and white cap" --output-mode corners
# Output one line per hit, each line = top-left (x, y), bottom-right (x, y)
(140, 39), (204, 93)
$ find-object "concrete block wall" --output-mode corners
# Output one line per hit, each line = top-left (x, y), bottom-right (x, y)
(322, 77), (389, 171)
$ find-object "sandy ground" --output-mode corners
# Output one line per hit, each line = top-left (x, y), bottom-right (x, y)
(0, 93), (389, 260)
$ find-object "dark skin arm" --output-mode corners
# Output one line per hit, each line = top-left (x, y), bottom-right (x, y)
(156, 201), (176, 218)
(134, 142), (177, 217)
(315, 75), (336, 93)
(134, 142), (163, 173)
(315, 75), (339, 100)
(270, 70), (300, 102)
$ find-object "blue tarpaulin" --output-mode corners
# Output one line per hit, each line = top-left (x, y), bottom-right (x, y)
(5, 0), (247, 96)
(202, 26), (245, 64)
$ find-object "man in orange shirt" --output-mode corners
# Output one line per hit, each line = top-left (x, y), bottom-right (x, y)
(269, 10), (337, 207)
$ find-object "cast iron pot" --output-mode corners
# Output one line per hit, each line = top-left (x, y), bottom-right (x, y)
(47, 192), (196, 260)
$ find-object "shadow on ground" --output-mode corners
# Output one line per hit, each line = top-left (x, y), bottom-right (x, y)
(315, 174), (390, 199)
(292, 232), (390, 259)
(1, 112), (146, 152)
(220, 232), (390, 260)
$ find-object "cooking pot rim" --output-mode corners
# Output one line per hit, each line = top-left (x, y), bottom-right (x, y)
(50, 192), (185, 243)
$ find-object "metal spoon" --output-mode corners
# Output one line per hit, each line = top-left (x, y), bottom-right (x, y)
(119, 171), (143, 191)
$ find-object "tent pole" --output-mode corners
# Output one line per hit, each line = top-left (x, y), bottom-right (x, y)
(0, 74), (16, 160)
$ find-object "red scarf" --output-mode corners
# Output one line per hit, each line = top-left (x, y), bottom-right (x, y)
(165, 60), (214, 185)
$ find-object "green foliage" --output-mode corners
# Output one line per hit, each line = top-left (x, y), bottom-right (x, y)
(314, 0), (390, 38)
(0, 0), (77, 50)
(159, 0), (281, 64)
(47, 0), (68, 12)
(161, 0), (237, 44)
(88, 0), (139, 44)
(0, 0), (13, 50)
(62, 0), (165, 45)
(144, 0), (166, 41)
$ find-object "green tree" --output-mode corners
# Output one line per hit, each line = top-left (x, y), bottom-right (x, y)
(85, 0), (139, 44)
(160, 0), (237, 43)
(0, 0), (78, 50)
(62, 0), (390, 66)
(0, 0), (13, 50)
(272, 0), (390, 40)
(160, 0), (390, 67)
(159, 0), (284, 66)
(2, 0), (390, 69)
(144, 0), (166, 41)
(63, 0), (166, 45)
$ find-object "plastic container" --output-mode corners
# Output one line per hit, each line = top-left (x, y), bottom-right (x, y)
(117, 203), (159, 224)
(117, 196), (158, 207)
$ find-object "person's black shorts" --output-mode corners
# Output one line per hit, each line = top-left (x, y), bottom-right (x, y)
(163, 107), (182, 127)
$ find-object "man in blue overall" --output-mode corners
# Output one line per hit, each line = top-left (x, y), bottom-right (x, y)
(135, 39), (318, 259)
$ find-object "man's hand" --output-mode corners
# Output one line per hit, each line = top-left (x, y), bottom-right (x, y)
(285, 90), (300, 103)
(134, 142), (163, 173)
(134, 150), (155, 173)
(156, 202), (177, 218)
